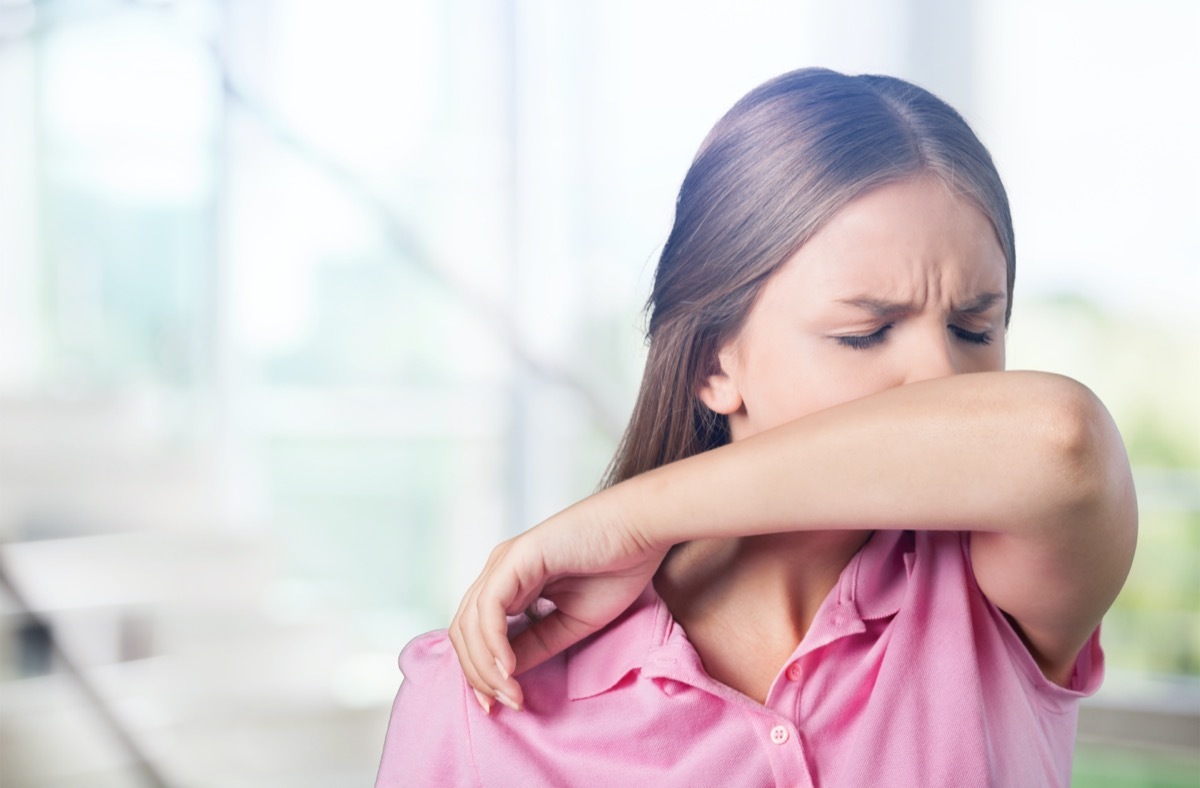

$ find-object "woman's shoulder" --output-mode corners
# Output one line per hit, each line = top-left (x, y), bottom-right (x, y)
(377, 594), (671, 786)
(376, 629), (483, 785)
(397, 627), (464, 678)
(395, 628), (469, 696)
(397, 616), (573, 700)
(377, 621), (575, 786)
(395, 585), (672, 718)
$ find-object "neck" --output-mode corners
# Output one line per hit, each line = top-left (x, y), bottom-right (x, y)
(654, 529), (872, 703)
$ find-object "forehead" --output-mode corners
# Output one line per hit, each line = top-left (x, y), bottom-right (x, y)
(768, 177), (1008, 307)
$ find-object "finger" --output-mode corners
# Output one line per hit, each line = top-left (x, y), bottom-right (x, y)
(449, 577), (488, 684)
(462, 597), (518, 704)
(449, 545), (511, 685)
(449, 585), (492, 691)
(451, 569), (523, 700)
(479, 585), (519, 685)
(479, 546), (549, 651)
(452, 575), (513, 689)
(510, 608), (603, 677)
(446, 624), (492, 714)
(451, 538), (544, 710)
(475, 575), (535, 708)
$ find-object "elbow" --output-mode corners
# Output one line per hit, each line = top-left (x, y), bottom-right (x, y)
(1042, 377), (1125, 499)
(1036, 375), (1138, 546)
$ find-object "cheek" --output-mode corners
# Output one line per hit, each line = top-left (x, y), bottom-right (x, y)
(777, 350), (900, 416)
(736, 352), (830, 430)
(817, 362), (901, 409)
(963, 338), (1006, 372)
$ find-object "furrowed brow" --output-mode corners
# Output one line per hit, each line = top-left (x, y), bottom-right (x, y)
(835, 298), (913, 318)
(835, 292), (1006, 319)
(953, 292), (1007, 316)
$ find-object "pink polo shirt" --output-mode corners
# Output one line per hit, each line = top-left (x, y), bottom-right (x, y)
(376, 530), (1103, 787)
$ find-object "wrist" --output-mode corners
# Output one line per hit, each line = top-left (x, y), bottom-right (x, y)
(600, 474), (672, 556)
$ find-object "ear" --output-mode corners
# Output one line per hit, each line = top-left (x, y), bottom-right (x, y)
(697, 342), (744, 415)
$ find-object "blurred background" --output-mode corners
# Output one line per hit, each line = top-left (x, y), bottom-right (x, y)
(0, 0), (1196, 785)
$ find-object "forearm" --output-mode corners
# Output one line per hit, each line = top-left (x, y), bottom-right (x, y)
(606, 370), (1125, 548)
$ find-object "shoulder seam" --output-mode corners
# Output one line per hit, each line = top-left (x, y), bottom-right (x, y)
(458, 666), (485, 783)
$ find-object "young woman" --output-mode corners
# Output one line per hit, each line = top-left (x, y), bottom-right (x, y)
(376, 68), (1137, 787)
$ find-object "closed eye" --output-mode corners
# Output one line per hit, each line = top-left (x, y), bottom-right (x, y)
(836, 324), (893, 350)
(951, 325), (992, 345)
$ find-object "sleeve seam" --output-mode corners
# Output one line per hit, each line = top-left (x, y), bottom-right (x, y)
(960, 531), (1092, 714)
(460, 672), (485, 784)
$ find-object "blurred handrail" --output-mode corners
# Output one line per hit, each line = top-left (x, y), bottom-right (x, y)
(202, 23), (628, 441)
(11, 0), (627, 438)
(0, 553), (172, 788)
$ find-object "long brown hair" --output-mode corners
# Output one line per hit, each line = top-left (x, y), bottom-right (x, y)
(602, 67), (1016, 488)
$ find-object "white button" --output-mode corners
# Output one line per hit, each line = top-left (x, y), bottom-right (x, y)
(770, 725), (790, 745)
(786, 662), (802, 681)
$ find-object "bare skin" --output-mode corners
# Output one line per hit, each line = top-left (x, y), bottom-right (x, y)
(655, 531), (871, 701)
(449, 177), (1137, 711)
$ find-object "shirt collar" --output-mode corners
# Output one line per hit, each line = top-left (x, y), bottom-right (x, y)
(842, 529), (914, 621)
(565, 584), (682, 700)
(564, 529), (915, 700)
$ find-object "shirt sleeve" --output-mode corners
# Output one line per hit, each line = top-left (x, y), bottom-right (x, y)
(960, 531), (1105, 703)
(375, 630), (479, 787)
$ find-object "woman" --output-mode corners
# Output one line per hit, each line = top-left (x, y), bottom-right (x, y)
(377, 68), (1136, 787)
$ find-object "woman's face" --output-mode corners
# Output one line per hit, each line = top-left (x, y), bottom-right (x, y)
(701, 176), (1008, 441)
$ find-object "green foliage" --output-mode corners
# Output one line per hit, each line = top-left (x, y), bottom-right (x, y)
(1073, 743), (1200, 787)
(1009, 296), (1200, 677)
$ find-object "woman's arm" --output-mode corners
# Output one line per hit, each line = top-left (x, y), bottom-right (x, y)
(451, 370), (1137, 706)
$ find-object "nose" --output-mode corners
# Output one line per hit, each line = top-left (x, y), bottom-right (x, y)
(903, 332), (960, 385)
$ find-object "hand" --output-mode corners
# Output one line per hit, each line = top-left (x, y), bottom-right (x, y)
(448, 493), (668, 712)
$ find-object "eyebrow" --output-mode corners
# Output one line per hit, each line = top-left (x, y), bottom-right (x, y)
(836, 292), (1006, 317)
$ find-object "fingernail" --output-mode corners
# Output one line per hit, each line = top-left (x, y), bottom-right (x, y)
(495, 657), (510, 681)
(495, 690), (521, 712)
(473, 689), (491, 715)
